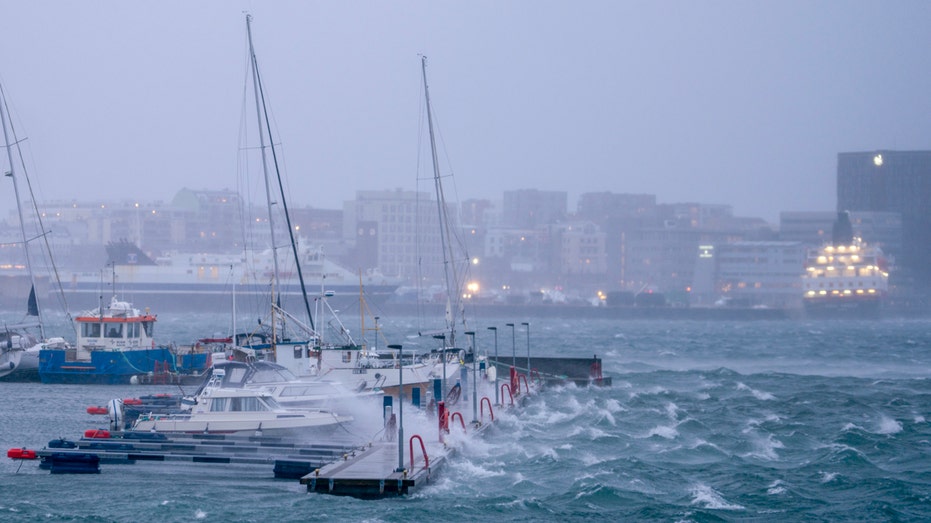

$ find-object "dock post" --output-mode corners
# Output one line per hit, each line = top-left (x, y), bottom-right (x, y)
(388, 344), (404, 473)
(522, 322), (531, 386)
(465, 331), (477, 424)
(487, 326), (499, 405)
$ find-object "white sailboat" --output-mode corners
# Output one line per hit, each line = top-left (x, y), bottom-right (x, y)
(231, 16), (453, 401)
(0, 79), (71, 380)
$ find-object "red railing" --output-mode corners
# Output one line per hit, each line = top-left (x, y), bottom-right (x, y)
(409, 434), (429, 471)
(450, 411), (466, 432)
(500, 383), (514, 406)
(480, 396), (495, 422)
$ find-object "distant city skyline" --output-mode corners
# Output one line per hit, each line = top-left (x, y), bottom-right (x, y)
(2, 2), (930, 224)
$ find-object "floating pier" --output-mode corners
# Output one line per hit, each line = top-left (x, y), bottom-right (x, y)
(30, 433), (360, 479)
(10, 355), (608, 499)
(301, 421), (490, 498)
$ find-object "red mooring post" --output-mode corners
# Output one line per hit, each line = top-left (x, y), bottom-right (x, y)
(437, 400), (449, 441)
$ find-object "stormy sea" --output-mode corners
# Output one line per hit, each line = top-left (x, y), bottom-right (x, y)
(2, 313), (930, 522)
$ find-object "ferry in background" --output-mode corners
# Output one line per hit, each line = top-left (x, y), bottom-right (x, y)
(56, 240), (402, 313)
(802, 211), (890, 318)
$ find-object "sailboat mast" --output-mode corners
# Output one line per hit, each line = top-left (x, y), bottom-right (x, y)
(246, 15), (282, 297)
(420, 56), (460, 348)
(0, 82), (44, 338)
(245, 14), (315, 332)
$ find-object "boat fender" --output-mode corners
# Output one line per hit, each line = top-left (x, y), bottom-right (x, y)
(86, 406), (109, 415)
(107, 399), (124, 432)
(7, 448), (38, 460)
(84, 429), (111, 439)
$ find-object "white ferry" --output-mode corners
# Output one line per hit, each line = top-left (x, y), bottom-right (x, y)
(801, 212), (890, 318)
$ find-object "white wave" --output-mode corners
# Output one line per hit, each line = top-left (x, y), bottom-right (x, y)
(876, 415), (903, 435)
(665, 402), (679, 419)
(195, 509), (208, 520)
(580, 452), (604, 466)
(645, 425), (678, 439)
(766, 480), (786, 495)
(689, 483), (745, 510)
(694, 392), (711, 401)
(604, 398), (624, 413)
(915, 415), (926, 423)
(744, 433), (784, 461)
(452, 459), (506, 479)
(736, 382), (775, 400)
(819, 471), (839, 483)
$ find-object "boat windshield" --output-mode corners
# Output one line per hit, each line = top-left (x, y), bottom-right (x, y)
(251, 366), (298, 383)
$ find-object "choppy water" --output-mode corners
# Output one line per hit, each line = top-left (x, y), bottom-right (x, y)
(2, 314), (931, 522)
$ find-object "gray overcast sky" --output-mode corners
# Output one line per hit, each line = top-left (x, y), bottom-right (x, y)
(1, 1), (929, 224)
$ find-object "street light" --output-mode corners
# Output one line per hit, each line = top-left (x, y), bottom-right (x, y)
(465, 331), (476, 423)
(487, 326), (498, 405)
(387, 344), (404, 472)
(506, 323), (516, 368)
(432, 334), (446, 401)
(521, 322), (531, 384)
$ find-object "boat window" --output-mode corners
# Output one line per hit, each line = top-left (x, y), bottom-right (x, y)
(225, 367), (248, 385)
(83, 323), (102, 338)
(343, 351), (353, 363)
(209, 398), (229, 412)
(105, 324), (123, 338)
(230, 396), (266, 411)
(293, 346), (303, 359)
(280, 386), (310, 397)
(126, 323), (140, 338)
(142, 321), (154, 337)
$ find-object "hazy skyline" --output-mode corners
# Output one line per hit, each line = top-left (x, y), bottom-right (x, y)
(1, 2), (929, 224)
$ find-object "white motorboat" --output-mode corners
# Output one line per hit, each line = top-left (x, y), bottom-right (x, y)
(127, 368), (352, 437)
(200, 360), (382, 409)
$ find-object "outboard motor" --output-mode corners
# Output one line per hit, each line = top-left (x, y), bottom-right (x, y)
(107, 398), (125, 432)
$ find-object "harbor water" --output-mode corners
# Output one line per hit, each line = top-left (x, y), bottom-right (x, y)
(2, 313), (931, 521)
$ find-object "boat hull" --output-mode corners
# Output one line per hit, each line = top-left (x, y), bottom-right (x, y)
(130, 413), (351, 437)
(38, 348), (209, 385)
(803, 296), (883, 319)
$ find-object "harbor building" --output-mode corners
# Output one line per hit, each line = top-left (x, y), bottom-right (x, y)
(837, 150), (931, 307)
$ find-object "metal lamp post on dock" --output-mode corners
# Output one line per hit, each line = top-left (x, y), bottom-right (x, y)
(432, 334), (446, 401)
(465, 331), (476, 423)
(487, 326), (498, 404)
(388, 344), (404, 472)
(522, 322), (531, 385)
(506, 323), (516, 368)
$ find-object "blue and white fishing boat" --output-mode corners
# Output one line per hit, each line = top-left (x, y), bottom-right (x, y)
(38, 295), (210, 384)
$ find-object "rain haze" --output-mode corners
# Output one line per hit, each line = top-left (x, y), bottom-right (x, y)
(1, 1), (930, 224)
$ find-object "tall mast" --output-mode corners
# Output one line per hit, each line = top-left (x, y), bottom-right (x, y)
(421, 56), (461, 347)
(0, 82), (45, 338)
(245, 14), (315, 332)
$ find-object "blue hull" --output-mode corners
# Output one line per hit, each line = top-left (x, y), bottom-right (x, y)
(38, 348), (209, 385)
